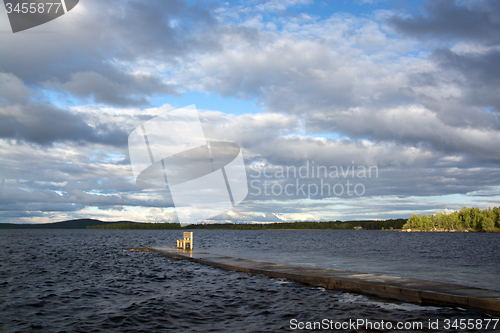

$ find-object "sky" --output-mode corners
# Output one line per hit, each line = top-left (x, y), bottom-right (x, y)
(0, 0), (499, 224)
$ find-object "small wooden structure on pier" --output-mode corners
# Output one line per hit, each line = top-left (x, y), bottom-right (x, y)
(177, 232), (193, 250)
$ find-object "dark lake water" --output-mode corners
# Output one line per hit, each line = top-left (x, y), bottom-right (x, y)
(1, 229), (499, 332)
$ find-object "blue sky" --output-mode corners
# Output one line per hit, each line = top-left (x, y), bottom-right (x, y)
(0, 0), (499, 224)
(150, 92), (264, 115)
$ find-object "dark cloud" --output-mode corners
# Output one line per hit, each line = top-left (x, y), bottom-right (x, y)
(431, 48), (500, 111)
(0, 182), (174, 211)
(0, 202), (83, 214)
(46, 71), (178, 107)
(385, 1), (500, 150)
(0, 73), (32, 104)
(0, 0), (220, 106)
(402, 48), (500, 140)
(0, 102), (128, 146)
(388, 0), (500, 44)
(104, 0), (219, 60)
(244, 149), (500, 202)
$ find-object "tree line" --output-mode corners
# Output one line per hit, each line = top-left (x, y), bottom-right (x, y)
(348, 219), (406, 230)
(86, 219), (407, 230)
(402, 207), (499, 232)
(86, 221), (354, 230)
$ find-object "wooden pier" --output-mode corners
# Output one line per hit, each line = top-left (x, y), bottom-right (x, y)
(127, 246), (500, 316)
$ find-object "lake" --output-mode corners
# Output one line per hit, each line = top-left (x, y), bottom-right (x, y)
(0, 229), (498, 332)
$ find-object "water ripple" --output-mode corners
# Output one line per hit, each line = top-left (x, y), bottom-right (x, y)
(0, 229), (497, 332)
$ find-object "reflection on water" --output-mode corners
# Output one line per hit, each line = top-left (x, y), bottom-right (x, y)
(0, 229), (498, 332)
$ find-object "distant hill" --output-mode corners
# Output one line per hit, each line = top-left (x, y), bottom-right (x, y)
(0, 219), (130, 229)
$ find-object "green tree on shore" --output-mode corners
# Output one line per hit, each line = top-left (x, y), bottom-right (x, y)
(402, 207), (499, 232)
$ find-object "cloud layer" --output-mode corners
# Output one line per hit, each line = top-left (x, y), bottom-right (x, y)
(0, 0), (498, 223)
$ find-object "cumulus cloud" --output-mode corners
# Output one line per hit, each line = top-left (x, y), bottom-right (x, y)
(0, 0), (218, 106)
(175, 7), (499, 163)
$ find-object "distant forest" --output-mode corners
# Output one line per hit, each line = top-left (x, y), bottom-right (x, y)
(402, 207), (500, 232)
(86, 219), (407, 230)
